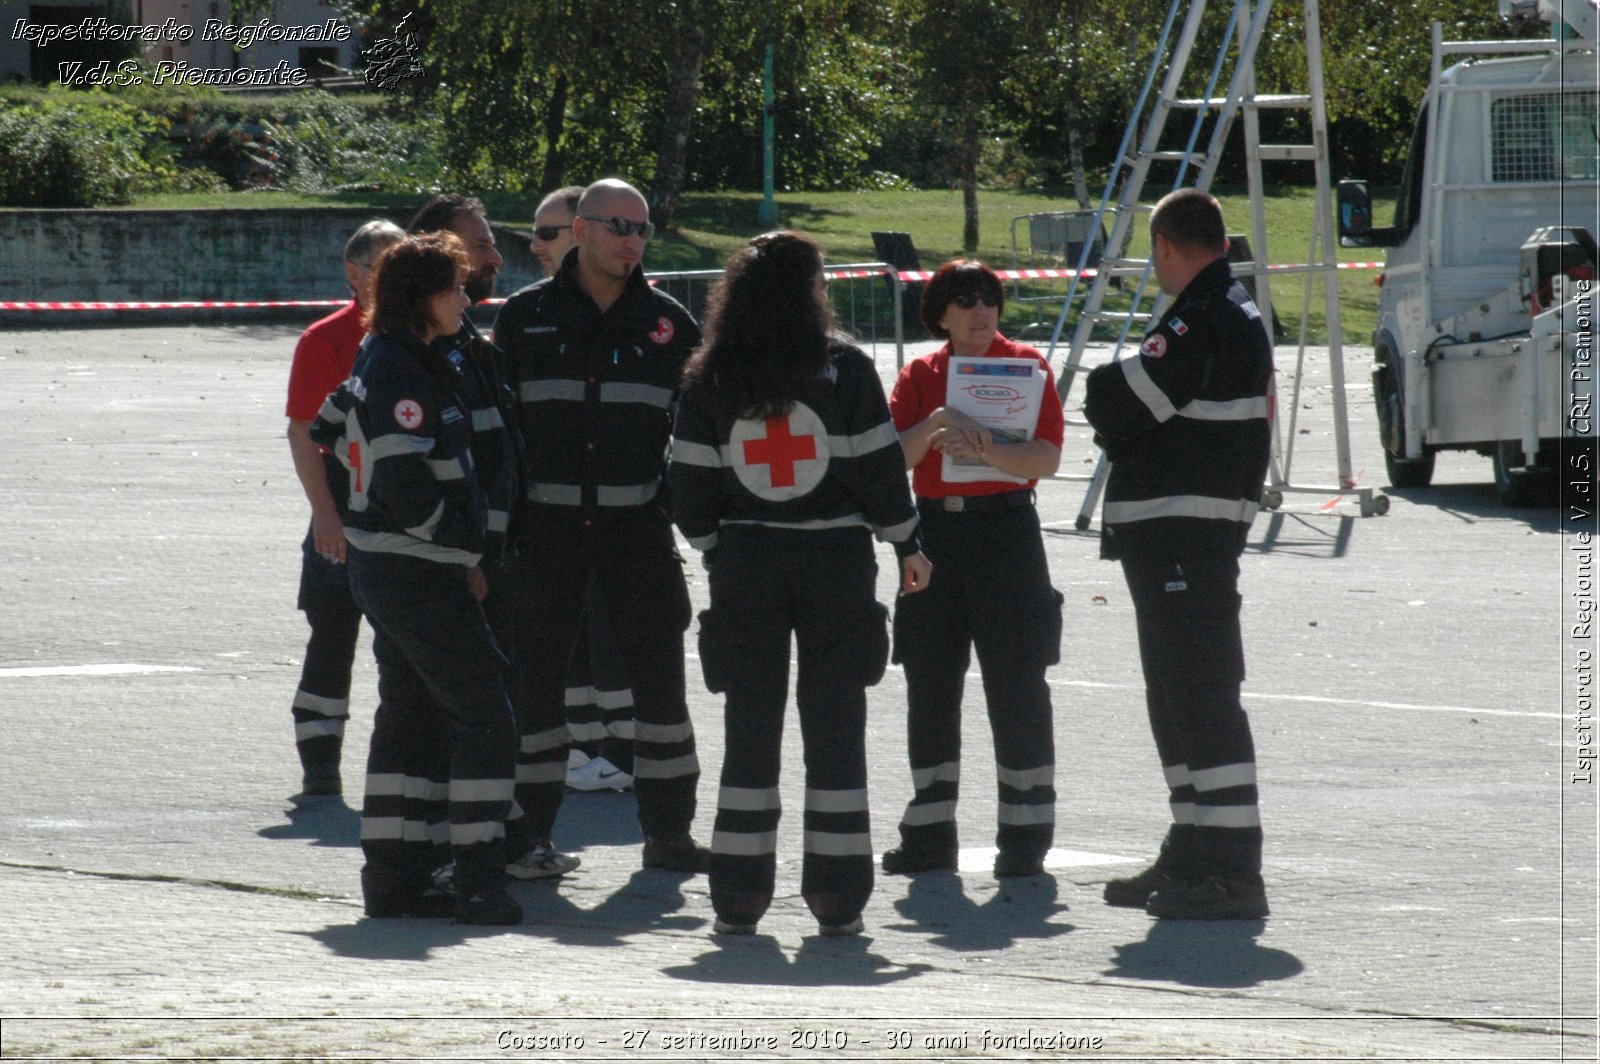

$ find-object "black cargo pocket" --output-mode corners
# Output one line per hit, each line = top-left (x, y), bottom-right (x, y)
(860, 600), (891, 686)
(696, 609), (731, 694)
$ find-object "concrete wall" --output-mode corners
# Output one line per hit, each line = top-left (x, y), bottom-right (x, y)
(0, 208), (542, 325)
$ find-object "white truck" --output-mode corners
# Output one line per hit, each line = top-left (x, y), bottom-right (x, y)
(1336, 0), (1598, 505)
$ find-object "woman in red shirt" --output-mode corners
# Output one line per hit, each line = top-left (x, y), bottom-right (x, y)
(885, 260), (1065, 878)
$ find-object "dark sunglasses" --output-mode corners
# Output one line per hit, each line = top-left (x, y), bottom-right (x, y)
(533, 224), (570, 241)
(951, 291), (1001, 309)
(582, 215), (656, 240)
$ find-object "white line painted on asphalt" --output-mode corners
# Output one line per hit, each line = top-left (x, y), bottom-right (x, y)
(1046, 677), (1557, 720)
(0, 663), (200, 678)
(963, 846), (1141, 871)
(872, 848), (1141, 873)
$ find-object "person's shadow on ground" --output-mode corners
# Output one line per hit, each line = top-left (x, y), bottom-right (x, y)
(1104, 917), (1302, 988)
(885, 871), (1074, 951)
(258, 794), (360, 848)
(297, 867), (702, 961)
(661, 930), (935, 988)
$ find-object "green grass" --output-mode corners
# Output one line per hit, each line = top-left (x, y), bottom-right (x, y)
(129, 184), (1391, 344)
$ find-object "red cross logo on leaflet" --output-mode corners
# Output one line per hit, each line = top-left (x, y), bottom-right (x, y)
(731, 402), (830, 500)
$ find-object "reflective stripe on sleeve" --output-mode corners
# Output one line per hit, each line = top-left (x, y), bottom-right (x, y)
(1178, 396), (1270, 421)
(671, 439), (722, 467)
(1120, 354), (1178, 422)
(827, 419), (901, 458)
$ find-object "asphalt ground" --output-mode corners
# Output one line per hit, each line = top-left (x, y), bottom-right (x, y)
(0, 321), (1596, 1062)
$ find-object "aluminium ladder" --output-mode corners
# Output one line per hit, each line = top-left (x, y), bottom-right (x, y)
(1043, 0), (1386, 529)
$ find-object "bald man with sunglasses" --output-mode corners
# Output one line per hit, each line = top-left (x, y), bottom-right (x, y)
(493, 179), (708, 873)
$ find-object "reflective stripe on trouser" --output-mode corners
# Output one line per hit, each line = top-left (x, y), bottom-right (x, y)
(349, 549), (517, 897)
(293, 527), (363, 771)
(564, 574), (638, 767)
(512, 509), (696, 840)
(892, 506), (1057, 862)
(1122, 553), (1262, 879)
(704, 527), (877, 927)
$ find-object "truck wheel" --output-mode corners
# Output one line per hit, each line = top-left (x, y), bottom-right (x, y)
(1492, 440), (1557, 507)
(1374, 358), (1434, 488)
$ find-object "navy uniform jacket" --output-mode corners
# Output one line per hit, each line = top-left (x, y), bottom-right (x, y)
(444, 318), (525, 564)
(1083, 257), (1273, 560)
(668, 340), (923, 559)
(493, 255), (700, 525)
(310, 331), (487, 567)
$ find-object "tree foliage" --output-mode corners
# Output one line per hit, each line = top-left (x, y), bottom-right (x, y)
(22, 0), (1561, 211)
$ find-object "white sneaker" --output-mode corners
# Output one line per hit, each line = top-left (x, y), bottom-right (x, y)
(506, 844), (581, 880)
(566, 755), (633, 792)
(567, 748), (590, 771)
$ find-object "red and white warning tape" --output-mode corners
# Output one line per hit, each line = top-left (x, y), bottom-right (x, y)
(0, 263), (1385, 312)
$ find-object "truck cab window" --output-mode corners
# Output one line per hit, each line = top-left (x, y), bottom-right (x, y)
(1491, 91), (1599, 182)
(1392, 105), (1428, 239)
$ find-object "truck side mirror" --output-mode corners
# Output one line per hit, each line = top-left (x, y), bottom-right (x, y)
(1337, 180), (1375, 247)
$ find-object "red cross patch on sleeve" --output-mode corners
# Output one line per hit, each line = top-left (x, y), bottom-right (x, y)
(1140, 333), (1168, 359)
(648, 316), (675, 345)
(393, 398), (424, 430)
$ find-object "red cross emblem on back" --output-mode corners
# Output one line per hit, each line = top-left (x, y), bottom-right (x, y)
(742, 415), (817, 488)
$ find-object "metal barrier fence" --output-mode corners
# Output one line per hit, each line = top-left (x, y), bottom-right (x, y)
(645, 261), (911, 369)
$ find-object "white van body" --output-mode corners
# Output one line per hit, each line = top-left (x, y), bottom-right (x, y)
(1364, 6), (1597, 501)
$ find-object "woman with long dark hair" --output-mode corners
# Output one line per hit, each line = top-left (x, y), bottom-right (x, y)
(311, 232), (522, 926)
(669, 231), (931, 937)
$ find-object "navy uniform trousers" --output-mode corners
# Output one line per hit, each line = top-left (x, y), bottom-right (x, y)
(701, 526), (885, 928)
(1120, 552), (1262, 879)
(565, 575), (637, 773)
(511, 507), (697, 841)
(290, 459), (365, 781)
(347, 549), (518, 900)
(891, 503), (1060, 863)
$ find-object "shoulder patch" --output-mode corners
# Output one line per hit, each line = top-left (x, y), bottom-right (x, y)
(440, 405), (464, 425)
(393, 398), (424, 430)
(1140, 333), (1168, 359)
(1169, 317), (1189, 336)
(648, 316), (675, 345)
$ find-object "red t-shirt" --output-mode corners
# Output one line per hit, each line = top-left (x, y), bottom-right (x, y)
(889, 333), (1066, 499)
(285, 300), (367, 421)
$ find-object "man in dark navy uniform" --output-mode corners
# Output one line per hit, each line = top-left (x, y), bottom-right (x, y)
(1083, 188), (1273, 920)
(494, 179), (706, 872)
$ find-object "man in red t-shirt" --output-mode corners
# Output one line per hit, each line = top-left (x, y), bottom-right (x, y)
(883, 260), (1065, 878)
(283, 218), (404, 796)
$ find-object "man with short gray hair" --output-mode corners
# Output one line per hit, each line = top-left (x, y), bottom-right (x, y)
(284, 217), (404, 796)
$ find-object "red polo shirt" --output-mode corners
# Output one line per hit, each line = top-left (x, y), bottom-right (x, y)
(889, 333), (1065, 499)
(285, 300), (367, 421)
